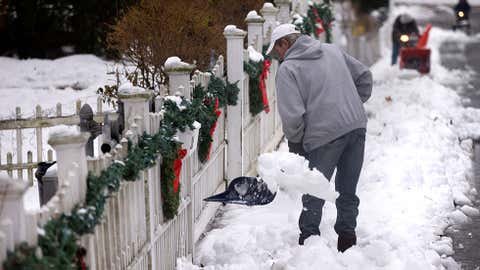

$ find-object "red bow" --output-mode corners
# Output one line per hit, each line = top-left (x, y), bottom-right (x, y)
(260, 59), (271, 113)
(206, 97), (222, 161)
(312, 8), (325, 36)
(173, 148), (187, 193)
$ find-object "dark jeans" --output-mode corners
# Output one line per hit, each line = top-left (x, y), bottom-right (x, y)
(297, 128), (365, 238)
(391, 42), (400, 65)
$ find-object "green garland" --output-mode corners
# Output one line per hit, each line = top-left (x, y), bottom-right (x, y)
(3, 72), (241, 269)
(193, 75), (240, 163)
(244, 60), (265, 116)
(163, 98), (196, 132)
(293, 2), (335, 43)
(192, 84), (218, 163)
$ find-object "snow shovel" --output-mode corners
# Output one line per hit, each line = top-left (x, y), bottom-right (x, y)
(203, 176), (277, 206)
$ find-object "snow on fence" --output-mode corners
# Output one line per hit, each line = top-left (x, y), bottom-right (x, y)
(0, 1), (286, 269)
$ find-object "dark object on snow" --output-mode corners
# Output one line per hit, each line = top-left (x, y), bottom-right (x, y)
(35, 161), (57, 205)
(203, 176), (276, 206)
(79, 104), (103, 156)
(337, 232), (357, 252)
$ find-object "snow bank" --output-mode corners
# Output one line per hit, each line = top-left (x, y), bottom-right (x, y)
(0, 55), (118, 120)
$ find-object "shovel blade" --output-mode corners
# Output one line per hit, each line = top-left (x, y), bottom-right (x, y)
(204, 176), (276, 206)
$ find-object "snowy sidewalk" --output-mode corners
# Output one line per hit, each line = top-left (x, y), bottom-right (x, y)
(178, 28), (480, 270)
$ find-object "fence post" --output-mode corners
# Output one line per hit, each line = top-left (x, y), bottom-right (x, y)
(224, 25), (247, 179)
(118, 86), (152, 134)
(245, 11), (265, 52)
(0, 176), (32, 250)
(260, 3), (279, 42)
(48, 128), (89, 209)
(274, 0), (291, 24)
(164, 57), (196, 99)
(291, 0), (307, 15)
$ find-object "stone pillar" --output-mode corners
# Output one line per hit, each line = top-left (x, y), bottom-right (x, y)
(261, 2), (279, 42)
(224, 25), (247, 179)
(245, 11), (265, 52)
(164, 57), (195, 99)
(0, 176), (32, 250)
(117, 85), (152, 134)
(48, 129), (89, 207)
(274, 0), (291, 24)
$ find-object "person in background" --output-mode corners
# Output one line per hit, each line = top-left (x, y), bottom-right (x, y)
(391, 14), (419, 65)
(266, 24), (372, 252)
(454, 0), (471, 20)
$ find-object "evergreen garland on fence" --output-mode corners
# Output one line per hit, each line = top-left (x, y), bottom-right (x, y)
(193, 75), (240, 163)
(3, 71), (240, 270)
(244, 60), (265, 116)
(192, 84), (218, 163)
(294, 2), (335, 43)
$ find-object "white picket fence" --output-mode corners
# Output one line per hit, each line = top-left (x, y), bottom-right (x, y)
(0, 0), (292, 269)
(0, 99), (106, 182)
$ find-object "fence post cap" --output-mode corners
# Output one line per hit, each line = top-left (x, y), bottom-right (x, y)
(48, 127), (90, 146)
(245, 11), (265, 24)
(224, 25), (247, 37)
(261, 2), (279, 14)
(0, 176), (28, 198)
(164, 56), (196, 73)
(117, 83), (152, 99)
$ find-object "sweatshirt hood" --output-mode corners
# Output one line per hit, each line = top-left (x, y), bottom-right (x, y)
(283, 35), (323, 61)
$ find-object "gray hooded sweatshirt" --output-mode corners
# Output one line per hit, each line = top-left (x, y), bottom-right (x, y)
(276, 35), (372, 152)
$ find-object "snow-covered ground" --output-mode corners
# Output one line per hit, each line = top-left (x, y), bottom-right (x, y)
(177, 17), (480, 270)
(0, 55), (118, 167)
(0, 54), (118, 120)
(0, 55), (119, 208)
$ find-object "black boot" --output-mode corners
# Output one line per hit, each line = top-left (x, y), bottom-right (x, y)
(298, 233), (309, 245)
(337, 232), (356, 252)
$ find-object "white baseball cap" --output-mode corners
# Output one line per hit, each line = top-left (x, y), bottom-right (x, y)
(265, 24), (301, 55)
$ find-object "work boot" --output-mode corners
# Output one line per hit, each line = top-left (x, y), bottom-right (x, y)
(298, 233), (308, 245)
(337, 232), (356, 252)
(298, 233), (320, 245)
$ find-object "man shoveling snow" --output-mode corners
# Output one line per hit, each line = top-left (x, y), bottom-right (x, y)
(205, 23), (372, 253)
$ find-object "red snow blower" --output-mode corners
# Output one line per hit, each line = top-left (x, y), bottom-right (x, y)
(399, 24), (432, 74)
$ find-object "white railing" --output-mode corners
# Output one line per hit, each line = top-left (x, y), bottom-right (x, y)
(0, 1), (287, 269)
